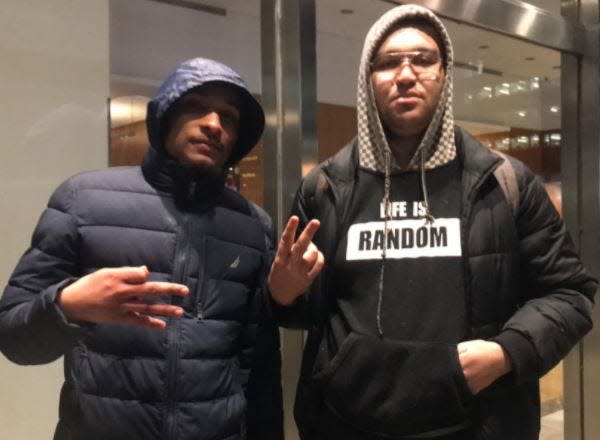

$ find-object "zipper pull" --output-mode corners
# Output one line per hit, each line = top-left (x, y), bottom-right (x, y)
(196, 302), (203, 320)
(188, 181), (197, 200)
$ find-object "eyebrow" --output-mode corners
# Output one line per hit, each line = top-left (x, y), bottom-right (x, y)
(377, 47), (439, 55)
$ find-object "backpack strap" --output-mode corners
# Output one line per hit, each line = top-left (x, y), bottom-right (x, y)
(491, 150), (519, 217)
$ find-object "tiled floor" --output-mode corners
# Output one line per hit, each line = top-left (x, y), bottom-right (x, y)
(540, 410), (563, 440)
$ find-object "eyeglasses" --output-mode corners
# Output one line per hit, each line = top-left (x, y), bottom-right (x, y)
(370, 50), (441, 81)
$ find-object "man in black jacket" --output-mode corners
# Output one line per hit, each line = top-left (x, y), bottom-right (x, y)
(268, 4), (596, 440)
(0, 58), (283, 440)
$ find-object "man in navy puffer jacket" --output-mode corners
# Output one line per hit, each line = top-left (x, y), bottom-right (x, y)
(0, 58), (283, 440)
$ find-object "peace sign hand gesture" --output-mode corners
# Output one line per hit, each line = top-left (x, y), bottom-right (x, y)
(268, 216), (325, 306)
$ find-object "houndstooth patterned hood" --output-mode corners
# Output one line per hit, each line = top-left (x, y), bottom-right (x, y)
(357, 4), (456, 173)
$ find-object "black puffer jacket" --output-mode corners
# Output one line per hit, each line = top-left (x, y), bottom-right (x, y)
(277, 127), (596, 440)
(0, 58), (283, 440)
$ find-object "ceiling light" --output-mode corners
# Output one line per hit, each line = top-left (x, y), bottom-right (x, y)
(550, 106), (560, 113)
(517, 111), (527, 117)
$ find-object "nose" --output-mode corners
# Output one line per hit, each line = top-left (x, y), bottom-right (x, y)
(394, 63), (417, 84)
(200, 111), (223, 136)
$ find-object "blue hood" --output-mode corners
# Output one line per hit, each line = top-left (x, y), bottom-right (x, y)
(146, 57), (265, 166)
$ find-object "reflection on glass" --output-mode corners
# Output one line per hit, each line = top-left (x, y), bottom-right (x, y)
(452, 22), (565, 435)
(453, 22), (561, 182)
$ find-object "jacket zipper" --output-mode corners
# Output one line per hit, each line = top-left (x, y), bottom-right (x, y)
(195, 235), (207, 321)
(165, 211), (191, 439)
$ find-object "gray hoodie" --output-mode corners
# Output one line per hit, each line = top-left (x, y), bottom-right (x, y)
(357, 4), (457, 175)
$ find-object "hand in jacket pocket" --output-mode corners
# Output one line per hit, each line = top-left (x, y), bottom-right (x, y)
(457, 339), (513, 394)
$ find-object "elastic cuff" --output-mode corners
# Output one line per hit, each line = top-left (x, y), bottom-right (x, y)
(49, 278), (94, 330)
(491, 329), (540, 384)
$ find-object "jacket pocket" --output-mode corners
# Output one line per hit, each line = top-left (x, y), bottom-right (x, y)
(314, 332), (473, 438)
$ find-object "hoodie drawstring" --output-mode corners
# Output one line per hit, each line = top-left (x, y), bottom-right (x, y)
(376, 147), (392, 338)
(376, 148), (435, 338)
(420, 151), (436, 224)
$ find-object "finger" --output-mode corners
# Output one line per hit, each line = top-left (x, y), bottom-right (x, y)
(306, 251), (325, 280)
(106, 265), (150, 284)
(277, 216), (300, 256)
(121, 311), (167, 329)
(457, 342), (468, 354)
(292, 219), (320, 256)
(126, 282), (189, 297)
(302, 246), (319, 268)
(121, 302), (185, 318)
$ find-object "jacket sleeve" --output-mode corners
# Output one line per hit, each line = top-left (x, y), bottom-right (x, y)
(0, 177), (87, 365)
(242, 208), (284, 440)
(492, 162), (597, 384)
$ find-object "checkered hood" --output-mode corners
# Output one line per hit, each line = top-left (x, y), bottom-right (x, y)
(357, 4), (456, 173)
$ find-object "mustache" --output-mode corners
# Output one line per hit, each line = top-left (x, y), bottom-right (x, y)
(190, 135), (225, 152)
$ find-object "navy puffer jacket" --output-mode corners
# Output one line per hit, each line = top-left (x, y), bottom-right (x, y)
(0, 58), (283, 440)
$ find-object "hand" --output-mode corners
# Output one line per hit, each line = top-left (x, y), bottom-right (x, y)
(268, 216), (325, 306)
(457, 339), (513, 394)
(59, 266), (189, 329)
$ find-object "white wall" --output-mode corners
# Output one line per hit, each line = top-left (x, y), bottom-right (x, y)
(110, 0), (262, 94)
(0, 1), (109, 438)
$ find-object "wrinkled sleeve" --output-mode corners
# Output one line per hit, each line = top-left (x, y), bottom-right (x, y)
(492, 163), (597, 384)
(0, 178), (87, 365)
(242, 209), (284, 440)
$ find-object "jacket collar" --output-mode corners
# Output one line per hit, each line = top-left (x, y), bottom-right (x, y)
(141, 147), (225, 205)
(455, 126), (503, 196)
(320, 126), (502, 191)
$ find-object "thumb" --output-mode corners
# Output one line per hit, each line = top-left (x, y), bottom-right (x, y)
(110, 265), (150, 284)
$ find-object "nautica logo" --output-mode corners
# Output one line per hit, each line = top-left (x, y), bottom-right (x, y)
(230, 256), (240, 269)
